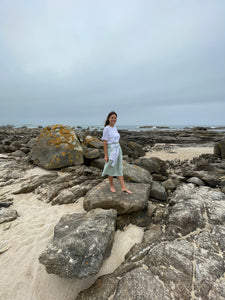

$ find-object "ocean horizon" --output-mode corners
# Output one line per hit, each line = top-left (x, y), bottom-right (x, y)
(1, 122), (225, 132)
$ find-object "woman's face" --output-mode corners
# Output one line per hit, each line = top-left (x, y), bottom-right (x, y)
(108, 114), (117, 126)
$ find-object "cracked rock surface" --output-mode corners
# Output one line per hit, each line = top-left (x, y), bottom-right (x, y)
(77, 184), (225, 299)
(39, 208), (117, 279)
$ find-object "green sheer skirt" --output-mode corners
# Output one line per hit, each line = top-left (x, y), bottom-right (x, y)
(102, 144), (123, 177)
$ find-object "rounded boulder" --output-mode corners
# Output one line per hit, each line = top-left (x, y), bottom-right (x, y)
(30, 124), (83, 169)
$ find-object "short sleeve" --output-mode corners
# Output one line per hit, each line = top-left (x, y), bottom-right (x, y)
(102, 126), (109, 141)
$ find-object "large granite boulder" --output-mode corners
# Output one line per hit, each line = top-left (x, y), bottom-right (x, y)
(83, 179), (150, 214)
(30, 125), (84, 169)
(39, 208), (117, 279)
(134, 156), (168, 176)
(123, 161), (152, 183)
(168, 184), (225, 234)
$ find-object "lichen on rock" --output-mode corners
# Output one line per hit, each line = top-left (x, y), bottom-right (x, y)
(30, 124), (84, 169)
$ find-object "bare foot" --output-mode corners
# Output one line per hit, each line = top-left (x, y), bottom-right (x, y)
(121, 188), (132, 194)
(110, 186), (116, 193)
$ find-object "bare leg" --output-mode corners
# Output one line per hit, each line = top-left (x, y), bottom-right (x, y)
(108, 176), (116, 192)
(118, 176), (132, 194)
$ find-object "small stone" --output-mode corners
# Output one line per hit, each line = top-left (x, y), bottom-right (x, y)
(187, 176), (205, 186)
(0, 240), (11, 254)
(0, 209), (18, 224)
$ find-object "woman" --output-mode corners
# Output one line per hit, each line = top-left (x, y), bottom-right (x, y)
(102, 111), (132, 194)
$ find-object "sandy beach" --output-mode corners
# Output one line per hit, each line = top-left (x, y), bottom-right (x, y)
(0, 144), (215, 299)
(144, 144), (213, 161)
(0, 166), (144, 300)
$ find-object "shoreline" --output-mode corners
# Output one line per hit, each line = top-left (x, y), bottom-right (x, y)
(144, 143), (214, 161)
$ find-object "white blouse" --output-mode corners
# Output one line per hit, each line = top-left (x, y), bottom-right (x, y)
(102, 126), (120, 144)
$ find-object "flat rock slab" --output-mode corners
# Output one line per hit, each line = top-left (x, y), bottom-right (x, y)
(83, 179), (150, 214)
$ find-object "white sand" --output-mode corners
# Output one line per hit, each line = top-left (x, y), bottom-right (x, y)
(145, 144), (213, 161)
(0, 166), (144, 300)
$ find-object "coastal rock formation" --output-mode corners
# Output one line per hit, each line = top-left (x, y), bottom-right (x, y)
(134, 156), (168, 177)
(1, 125), (225, 299)
(150, 180), (167, 201)
(83, 179), (150, 214)
(123, 161), (152, 183)
(1, 125), (225, 158)
(39, 208), (117, 279)
(77, 183), (225, 299)
(117, 127), (225, 146)
(30, 125), (84, 169)
(120, 141), (145, 158)
(181, 154), (225, 188)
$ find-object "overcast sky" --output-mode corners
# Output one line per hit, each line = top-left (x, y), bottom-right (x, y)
(0, 0), (225, 127)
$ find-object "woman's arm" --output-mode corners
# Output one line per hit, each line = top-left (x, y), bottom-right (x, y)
(103, 140), (108, 162)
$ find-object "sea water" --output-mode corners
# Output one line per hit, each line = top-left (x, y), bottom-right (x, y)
(1, 122), (225, 131)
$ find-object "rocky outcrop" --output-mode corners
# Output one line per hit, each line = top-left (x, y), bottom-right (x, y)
(118, 128), (225, 146)
(134, 156), (168, 176)
(39, 208), (117, 279)
(150, 181), (167, 201)
(77, 183), (225, 299)
(83, 179), (150, 214)
(123, 161), (152, 184)
(181, 154), (225, 188)
(1, 125), (225, 298)
(120, 141), (145, 158)
(0, 125), (41, 154)
(30, 125), (84, 169)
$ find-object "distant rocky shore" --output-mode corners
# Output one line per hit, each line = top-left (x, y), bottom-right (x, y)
(1, 124), (225, 299)
(1, 124), (225, 155)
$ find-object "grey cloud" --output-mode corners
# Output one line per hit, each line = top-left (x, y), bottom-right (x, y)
(0, 0), (225, 126)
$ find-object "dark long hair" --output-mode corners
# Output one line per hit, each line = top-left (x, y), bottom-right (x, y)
(104, 111), (117, 127)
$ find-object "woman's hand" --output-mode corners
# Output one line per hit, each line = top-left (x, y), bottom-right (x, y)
(104, 155), (109, 162)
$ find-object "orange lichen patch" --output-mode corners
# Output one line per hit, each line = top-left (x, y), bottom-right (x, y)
(61, 152), (67, 156)
(38, 125), (78, 148)
(68, 152), (74, 163)
(65, 144), (75, 150)
(84, 135), (101, 146)
(52, 155), (57, 161)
